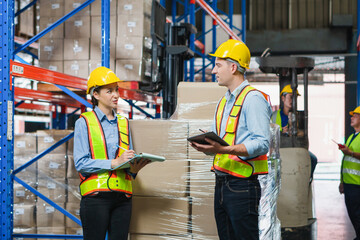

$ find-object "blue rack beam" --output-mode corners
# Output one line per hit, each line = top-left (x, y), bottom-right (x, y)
(1, 0), (15, 239)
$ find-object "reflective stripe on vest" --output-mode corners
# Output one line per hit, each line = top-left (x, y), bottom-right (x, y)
(341, 133), (360, 185)
(271, 110), (282, 132)
(79, 111), (132, 196)
(212, 85), (269, 178)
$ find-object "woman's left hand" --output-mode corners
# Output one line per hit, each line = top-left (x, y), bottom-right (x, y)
(130, 159), (151, 173)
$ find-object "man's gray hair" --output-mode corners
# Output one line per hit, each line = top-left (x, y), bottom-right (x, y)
(226, 58), (246, 74)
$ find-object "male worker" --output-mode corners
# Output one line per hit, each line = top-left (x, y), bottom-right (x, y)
(190, 39), (271, 240)
(339, 106), (360, 240)
(271, 85), (317, 181)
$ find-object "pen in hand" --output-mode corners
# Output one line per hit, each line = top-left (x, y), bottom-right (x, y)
(199, 129), (206, 133)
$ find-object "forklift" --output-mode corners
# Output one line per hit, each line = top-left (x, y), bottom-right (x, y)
(256, 56), (316, 239)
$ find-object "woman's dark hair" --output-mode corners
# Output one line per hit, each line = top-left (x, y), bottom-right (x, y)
(90, 86), (101, 108)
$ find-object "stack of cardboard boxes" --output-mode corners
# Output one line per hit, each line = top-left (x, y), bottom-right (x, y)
(38, 0), (152, 81)
(13, 130), (81, 239)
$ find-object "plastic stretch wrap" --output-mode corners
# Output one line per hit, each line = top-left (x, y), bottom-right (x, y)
(12, 83), (281, 239)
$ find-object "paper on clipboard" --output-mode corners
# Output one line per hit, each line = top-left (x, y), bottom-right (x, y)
(112, 152), (166, 170)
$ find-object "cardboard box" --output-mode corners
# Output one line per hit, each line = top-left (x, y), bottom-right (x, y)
(64, 0), (90, 16)
(66, 227), (83, 236)
(117, 0), (152, 16)
(189, 159), (215, 198)
(89, 60), (116, 75)
(13, 227), (36, 240)
(129, 120), (188, 160)
(14, 183), (37, 204)
(39, 61), (64, 73)
(38, 0), (64, 17)
(36, 200), (65, 227)
(117, 14), (150, 38)
(172, 82), (226, 120)
(65, 202), (81, 228)
(14, 155), (37, 183)
(132, 159), (189, 197)
(90, 0), (116, 16)
(36, 129), (73, 154)
(66, 178), (81, 203)
(67, 155), (78, 179)
(188, 120), (213, 159)
(115, 58), (151, 81)
(37, 227), (66, 239)
(64, 60), (89, 78)
(19, 5), (34, 37)
(14, 133), (37, 155)
(115, 36), (147, 59)
(13, 204), (36, 228)
(130, 234), (191, 240)
(63, 38), (90, 60)
(38, 16), (64, 38)
(37, 178), (66, 203)
(65, 16), (90, 38)
(39, 38), (64, 61)
(91, 16), (117, 39)
(191, 197), (217, 236)
(37, 153), (67, 179)
(89, 37), (116, 61)
(130, 196), (190, 235)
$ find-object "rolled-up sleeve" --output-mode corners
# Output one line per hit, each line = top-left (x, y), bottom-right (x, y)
(241, 92), (271, 157)
(73, 118), (112, 174)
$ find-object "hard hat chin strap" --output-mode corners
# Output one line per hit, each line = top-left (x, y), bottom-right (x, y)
(226, 58), (246, 74)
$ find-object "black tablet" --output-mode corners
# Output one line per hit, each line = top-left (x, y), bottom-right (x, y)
(187, 131), (229, 146)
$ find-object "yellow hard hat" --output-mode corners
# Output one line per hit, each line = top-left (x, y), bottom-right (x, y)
(280, 84), (300, 96)
(209, 39), (251, 69)
(87, 67), (121, 94)
(350, 106), (360, 116)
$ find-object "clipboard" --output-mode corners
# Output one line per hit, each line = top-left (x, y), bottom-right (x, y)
(187, 131), (229, 146)
(112, 153), (166, 170)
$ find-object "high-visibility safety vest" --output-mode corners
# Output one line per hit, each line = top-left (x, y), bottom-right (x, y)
(212, 85), (269, 178)
(271, 110), (283, 132)
(341, 133), (360, 185)
(79, 111), (132, 196)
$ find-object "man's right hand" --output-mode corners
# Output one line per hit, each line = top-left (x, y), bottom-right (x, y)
(111, 150), (135, 169)
(339, 183), (344, 194)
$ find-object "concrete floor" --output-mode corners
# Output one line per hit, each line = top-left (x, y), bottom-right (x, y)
(314, 163), (356, 240)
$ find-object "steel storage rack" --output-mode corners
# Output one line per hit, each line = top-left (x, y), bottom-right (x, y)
(2, 0), (246, 239)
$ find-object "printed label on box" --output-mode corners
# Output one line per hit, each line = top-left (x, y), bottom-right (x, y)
(16, 190), (25, 197)
(124, 4), (133, 11)
(16, 141), (26, 148)
(76, 209), (80, 216)
(125, 64), (134, 70)
(49, 162), (60, 169)
(52, 4), (60, 9)
(73, 3), (81, 8)
(74, 20), (83, 27)
(125, 44), (134, 50)
(44, 136), (54, 143)
(127, 21), (136, 28)
(49, 65), (58, 71)
(47, 182), (56, 189)
(44, 46), (53, 52)
(71, 64), (80, 71)
(45, 206), (55, 214)
(15, 208), (25, 215)
(74, 47), (83, 53)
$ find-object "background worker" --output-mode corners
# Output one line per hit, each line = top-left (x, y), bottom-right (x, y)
(339, 106), (360, 240)
(73, 67), (149, 240)
(190, 39), (272, 240)
(271, 84), (318, 182)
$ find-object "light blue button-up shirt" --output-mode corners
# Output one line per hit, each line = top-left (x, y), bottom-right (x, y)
(212, 80), (271, 161)
(73, 106), (133, 175)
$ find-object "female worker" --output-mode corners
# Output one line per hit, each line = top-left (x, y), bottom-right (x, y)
(73, 67), (149, 240)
